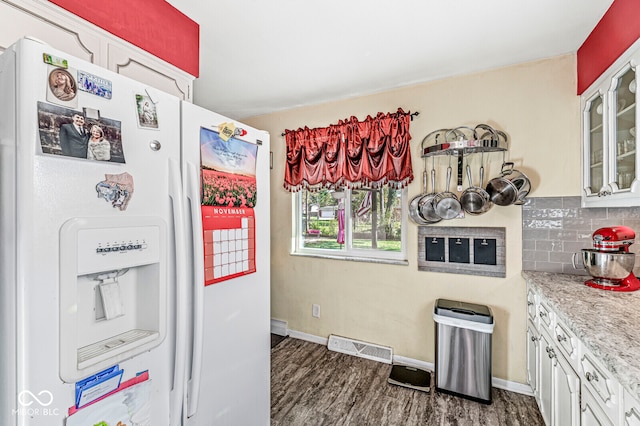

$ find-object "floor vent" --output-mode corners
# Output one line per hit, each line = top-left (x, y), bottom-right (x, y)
(327, 334), (393, 364)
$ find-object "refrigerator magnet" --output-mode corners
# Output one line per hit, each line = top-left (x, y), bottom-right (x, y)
(217, 122), (248, 142)
(135, 93), (159, 129)
(42, 52), (68, 68)
(96, 172), (134, 211)
(37, 102), (126, 163)
(46, 66), (78, 108)
(77, 70), (113, 99)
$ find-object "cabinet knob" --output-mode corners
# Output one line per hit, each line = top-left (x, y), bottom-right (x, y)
(598, 189), (612, 197)
(557, 334), (567, 342)
(548, 349), (556, 359)
(527, 301), (533, 306)
(585, 371), (599, 382)
(539, 311), (547, 317)
(530, 335), (539, 342)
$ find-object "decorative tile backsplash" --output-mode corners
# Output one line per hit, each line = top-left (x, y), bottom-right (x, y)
(522, 196), (640, 275)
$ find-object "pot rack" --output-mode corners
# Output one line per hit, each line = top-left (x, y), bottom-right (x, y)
(420, 124), (508, 158)
(419, 124), (508, 192)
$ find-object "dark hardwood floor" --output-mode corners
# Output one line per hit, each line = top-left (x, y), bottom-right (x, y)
(271, 336), (544, 425)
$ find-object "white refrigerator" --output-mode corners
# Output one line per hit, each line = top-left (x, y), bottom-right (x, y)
(0, 37), (270, 425)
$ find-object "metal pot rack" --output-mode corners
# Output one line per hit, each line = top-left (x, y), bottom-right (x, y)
(420, 124), (508, 158)
(419, 124), (509, 194)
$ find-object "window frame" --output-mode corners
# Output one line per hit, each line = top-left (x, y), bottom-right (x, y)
(291, 187), (409, 264)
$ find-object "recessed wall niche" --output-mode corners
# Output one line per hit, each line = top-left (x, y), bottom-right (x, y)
(418, 227), (506, 277)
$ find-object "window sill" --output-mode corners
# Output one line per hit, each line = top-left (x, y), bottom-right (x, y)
(290, 251), (409, 266)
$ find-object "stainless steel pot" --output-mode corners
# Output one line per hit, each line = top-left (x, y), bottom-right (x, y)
(460, 164), (492, 215)
(485, 162), (531, 206)
(434, 166), (462, 219)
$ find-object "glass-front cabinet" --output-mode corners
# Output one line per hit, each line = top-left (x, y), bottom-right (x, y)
(582, 50), (639, 207)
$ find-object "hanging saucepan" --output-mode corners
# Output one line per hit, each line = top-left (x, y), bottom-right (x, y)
(418, 167), (442, 223)
(485, 162), (531, 206)
(460, 163), (492, 215)
(434, 164), (462, 219)
(409, 161), (432, 225)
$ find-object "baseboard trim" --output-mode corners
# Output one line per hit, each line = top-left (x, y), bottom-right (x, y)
(288, 329), (328, 345)
(491, 377), (534, 396)
(270, 319), (288, 336)
(283, 328), (534, 397)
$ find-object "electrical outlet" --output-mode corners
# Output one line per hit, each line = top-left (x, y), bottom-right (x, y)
(312, 304), (320, 318)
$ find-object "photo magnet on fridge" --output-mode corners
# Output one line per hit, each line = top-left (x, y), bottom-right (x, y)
(37, 102), (126, 163)
(135, 93), (158, 129)
(46, 66), (78, 108)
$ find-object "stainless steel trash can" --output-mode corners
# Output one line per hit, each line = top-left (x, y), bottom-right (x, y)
(433, 298), (494, 404)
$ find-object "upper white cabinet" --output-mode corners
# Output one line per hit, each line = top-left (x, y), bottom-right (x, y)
(582, 40), (640, 207)
(0, 0), (193, 101)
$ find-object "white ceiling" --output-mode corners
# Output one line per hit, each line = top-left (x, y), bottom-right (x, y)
(167, 0), (614, 120)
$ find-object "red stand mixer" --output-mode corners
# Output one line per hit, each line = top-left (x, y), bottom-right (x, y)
(577, 226), (640, 292)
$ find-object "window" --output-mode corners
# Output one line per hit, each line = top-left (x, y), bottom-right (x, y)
(292, 186), (407, 262)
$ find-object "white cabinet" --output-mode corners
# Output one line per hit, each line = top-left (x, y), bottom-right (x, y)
(538, 329), (554, 425)
(582, 384), (616, 426)
(527, 288), (580, 426)
(624, 389), (640, 426)
(579, 345), (623, 425)
(581, 39), (640, 207)
(527, 320), (539, 397)
(553, 347), (580, 426)
(0, 0), (193, 101)
(527, 282), (640, 425)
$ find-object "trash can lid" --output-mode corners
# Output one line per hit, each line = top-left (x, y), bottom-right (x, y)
(434, 299), (493, 324)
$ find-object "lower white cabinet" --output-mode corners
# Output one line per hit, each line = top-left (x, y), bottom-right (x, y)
(526, 285), (637, 426)
(527, 321), (539, 396)
(534, 327), (580, 426)
(579, 345), (622, 424)
(553, 348), (580, 426)
(624, 389), (640, 425)
(581, 384), (616, 426)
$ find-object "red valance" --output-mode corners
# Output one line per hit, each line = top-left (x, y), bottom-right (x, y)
(283, 108), (414, 192)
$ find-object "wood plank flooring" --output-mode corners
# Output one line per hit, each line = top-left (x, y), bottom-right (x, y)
(271, 337), (544, 425)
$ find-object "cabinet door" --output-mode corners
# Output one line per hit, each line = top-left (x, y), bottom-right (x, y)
(624, 388), (640, 426)
(582, 45), (640, 207)
(552, 352), (580, 426)
(584, 91), (606, 197)
(538, 331), (553, 426)
(610, 65), (637, 193)
(582, 383), (616, 426)
(526, 321), (539, 396)
(527, 288), (537, 323)
(579, 347), (623, 423)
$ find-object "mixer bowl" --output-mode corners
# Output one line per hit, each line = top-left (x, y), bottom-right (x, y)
(581, 249), (636, 280)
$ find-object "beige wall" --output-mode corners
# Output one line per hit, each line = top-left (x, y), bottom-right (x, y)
(245, 54), (581, 384)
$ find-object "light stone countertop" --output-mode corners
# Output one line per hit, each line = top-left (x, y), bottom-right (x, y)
(522, 270), (640, 401)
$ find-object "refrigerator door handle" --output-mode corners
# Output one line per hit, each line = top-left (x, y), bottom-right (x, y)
(186, 161), (205, 418)
(169, 158), (189, 426)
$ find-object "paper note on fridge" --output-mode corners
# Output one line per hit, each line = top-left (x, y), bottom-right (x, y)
(75, 365), (123, 408)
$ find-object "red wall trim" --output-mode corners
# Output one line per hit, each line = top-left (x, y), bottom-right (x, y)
(577, 0), (640, 94)
(48, 0), (199, 77)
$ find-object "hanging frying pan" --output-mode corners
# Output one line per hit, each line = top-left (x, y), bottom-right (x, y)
(409, 157), (431, 225)
(418, 167), (442, 223)
(434, 162), (462, 220)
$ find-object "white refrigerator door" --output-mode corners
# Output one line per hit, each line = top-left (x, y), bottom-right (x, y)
(181, 101), (271, 425)
(0, 38), (185, 425)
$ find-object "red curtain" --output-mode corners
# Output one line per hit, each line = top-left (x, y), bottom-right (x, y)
(283, 108), (414, 192)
